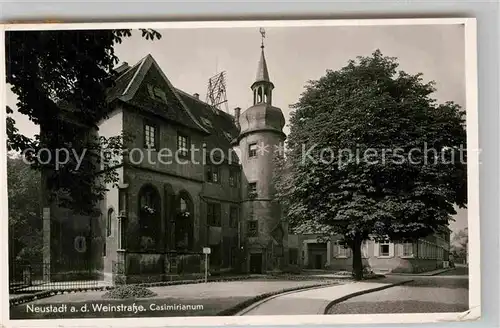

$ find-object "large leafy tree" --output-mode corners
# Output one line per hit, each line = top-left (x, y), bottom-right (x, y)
(275, 50), (467, 280)
(6, 29), (161, 215)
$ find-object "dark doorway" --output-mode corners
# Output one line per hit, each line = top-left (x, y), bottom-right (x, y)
(249, 253), (262, 273)
(314, 254), (323, 269)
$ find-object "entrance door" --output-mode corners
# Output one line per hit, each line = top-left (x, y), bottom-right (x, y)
(249, 253), (263, 273)
(315, 254), (323, 269)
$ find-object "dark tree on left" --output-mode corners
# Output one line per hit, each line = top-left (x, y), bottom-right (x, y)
(6, 29), (161, 215)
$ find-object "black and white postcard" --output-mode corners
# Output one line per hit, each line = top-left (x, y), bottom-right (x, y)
(1, 18), (479, 327)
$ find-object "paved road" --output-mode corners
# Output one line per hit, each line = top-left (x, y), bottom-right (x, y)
(327, 269), (468, 314)
(240, 282), (390, 316)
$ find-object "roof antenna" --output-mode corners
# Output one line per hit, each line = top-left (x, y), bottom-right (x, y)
(206, 70), (229, 114)
(259, 27), (266, 49)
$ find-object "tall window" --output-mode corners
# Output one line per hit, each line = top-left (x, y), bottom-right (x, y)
(144, 124), (157, 150)
(207, 203), (221, 226)
(248, 182), (257, 198)
(176, 193), (193, 250)
(106, 208), (114, 237)
(248, 143), (258, 158)
(177, 134), (189, 157)
(138, 185), (161, 250)
(229, 169), (239, 187)
(229, 206), (239, 228)
(206, 165), (220, 183)
(247, 220), (258, 237)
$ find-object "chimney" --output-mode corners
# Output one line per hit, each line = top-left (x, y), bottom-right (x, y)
(234, 107), (241, 129)
(193, 93), (200, 99)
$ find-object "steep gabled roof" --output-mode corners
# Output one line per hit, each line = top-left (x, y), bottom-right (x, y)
(175, 88), (240, 162)
(107, 55), (241, 163)
(107, 54), (209, 134)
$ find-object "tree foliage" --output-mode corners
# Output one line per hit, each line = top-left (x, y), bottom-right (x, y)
(450, 228), (468, 263)
(275, 50), (467, 279)
(7, 155), (42, 264)
(6, 29), (160, 215)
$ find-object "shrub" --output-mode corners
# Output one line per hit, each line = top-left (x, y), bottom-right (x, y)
(102, 285), (157, 299)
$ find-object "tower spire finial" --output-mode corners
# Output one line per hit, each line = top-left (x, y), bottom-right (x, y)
(259, 27), (266, 49)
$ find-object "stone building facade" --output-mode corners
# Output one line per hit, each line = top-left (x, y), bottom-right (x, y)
(288, 229), (451, 274)
(43, 42), (287, 283)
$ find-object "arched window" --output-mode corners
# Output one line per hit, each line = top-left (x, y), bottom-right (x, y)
(138, 185), (161, 250)
(106, 208), (114, 237)
(176, 192), (194, 250)
(257, 87), (263, 103)
(180, 198), (187, 212)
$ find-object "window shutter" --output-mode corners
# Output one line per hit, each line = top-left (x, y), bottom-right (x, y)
(389, 243), (395, 257)
(396, 243), (402, 257)
(374, 242), (379, 257)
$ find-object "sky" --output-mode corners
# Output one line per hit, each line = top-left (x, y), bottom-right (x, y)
(6, 23), (468, 234)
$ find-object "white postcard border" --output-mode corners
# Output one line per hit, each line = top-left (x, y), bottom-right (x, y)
(0, 17), (480, 327)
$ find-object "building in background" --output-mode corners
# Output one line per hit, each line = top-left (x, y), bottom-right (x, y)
(288, 228), (451, 274)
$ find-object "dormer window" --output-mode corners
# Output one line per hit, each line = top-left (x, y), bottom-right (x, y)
(147, 84), (167, 104)
(201, 117), (213, 128)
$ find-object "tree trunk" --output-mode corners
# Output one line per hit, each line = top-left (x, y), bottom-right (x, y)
(352, 235), (363, 281)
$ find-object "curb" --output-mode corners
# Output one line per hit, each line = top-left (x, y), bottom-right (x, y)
(386, 268), (454, 277)
(234, 283), (340, 316)
(9, 275), (342, 307)
(218, 282), (339, 316)
(323, 279), (414, 314)
(429, 268), (455, 276)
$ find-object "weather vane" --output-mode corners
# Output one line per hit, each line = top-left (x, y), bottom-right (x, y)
(259, 27), (266, 48)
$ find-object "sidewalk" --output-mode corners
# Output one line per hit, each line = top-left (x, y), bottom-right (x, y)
(237, 279), (412, 315)
(386, 268), (454, 276)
